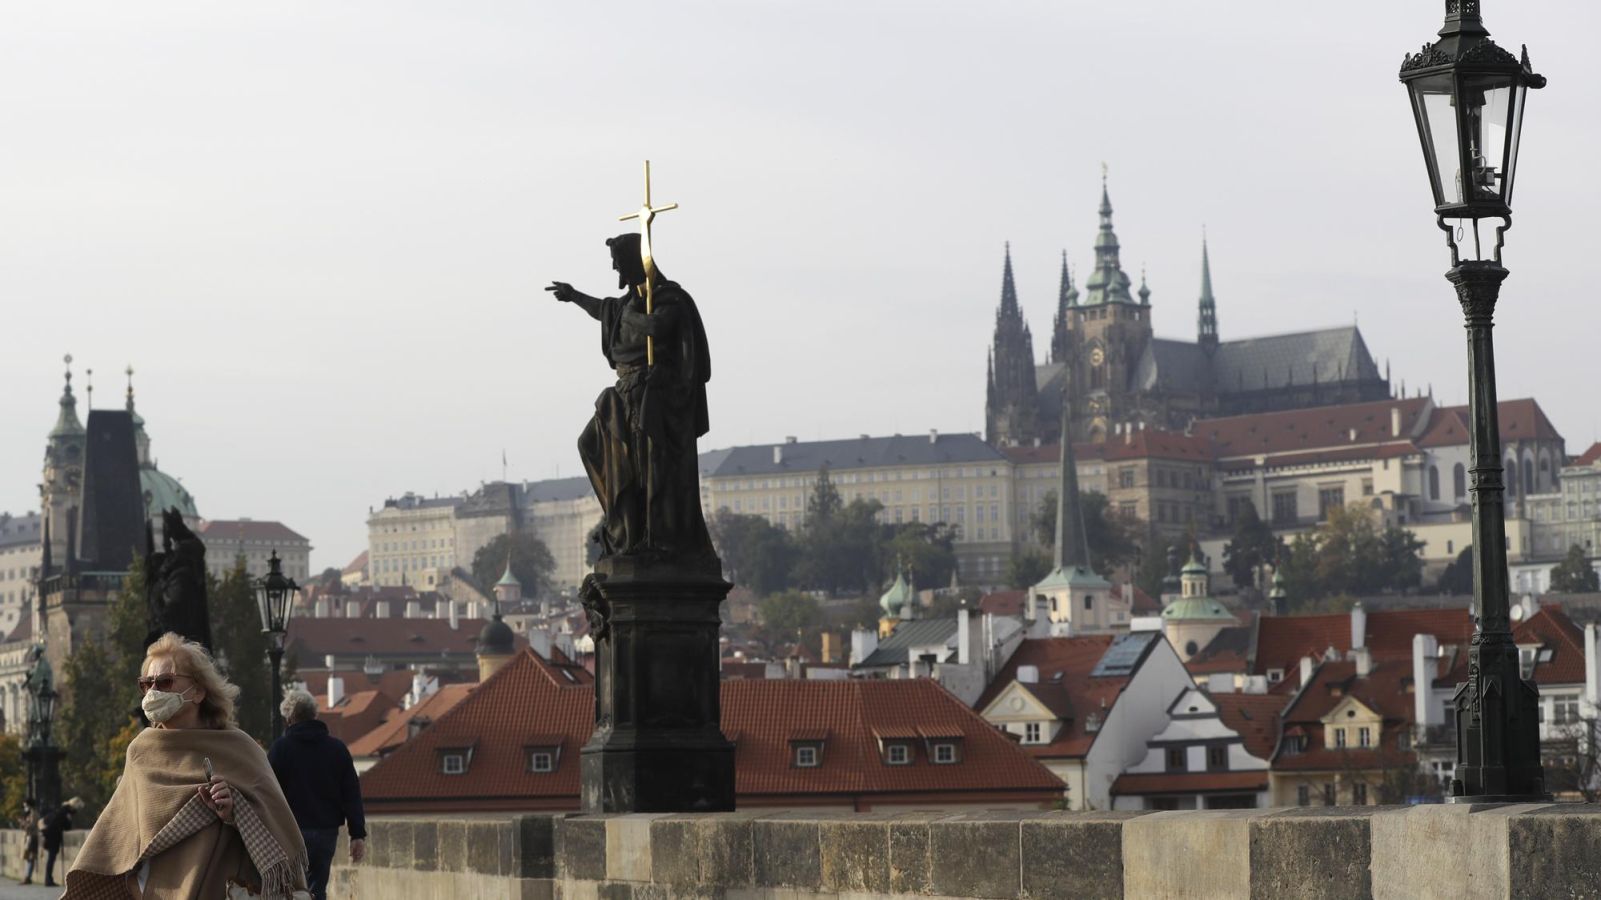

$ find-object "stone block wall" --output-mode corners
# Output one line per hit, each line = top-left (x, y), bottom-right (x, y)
(0, 828), (84, 882)
(8, 805), (1601, 898)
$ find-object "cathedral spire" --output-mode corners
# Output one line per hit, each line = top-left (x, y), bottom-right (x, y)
(1053, 395), (1092, 572)
(1050, 252), (1077, 364)
(1083, 168), (1135, 305)
(1198, 230), (1219, 352)
(999, 241), (1019, 317)
(985, 243), (1040, 446)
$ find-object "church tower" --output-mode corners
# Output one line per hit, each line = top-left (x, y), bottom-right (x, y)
(1198, 233), (1219, 353)
(1062, 172), (1154, 441)
(41, 356), (85, 575)
(984, 243), (1041, 446)
(1049, 252), (1077, 365)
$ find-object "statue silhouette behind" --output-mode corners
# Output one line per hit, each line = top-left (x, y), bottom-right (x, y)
(145, 508), (212, 650)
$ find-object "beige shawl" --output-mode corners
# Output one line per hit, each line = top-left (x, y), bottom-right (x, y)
(64, 726), (308, 900)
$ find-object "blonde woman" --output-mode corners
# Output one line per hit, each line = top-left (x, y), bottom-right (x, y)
(64, 633), (310, 899)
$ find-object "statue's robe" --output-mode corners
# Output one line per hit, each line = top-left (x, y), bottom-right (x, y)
(578, 280), (715, 564)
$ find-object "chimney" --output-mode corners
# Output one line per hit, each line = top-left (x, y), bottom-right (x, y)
(1414, 633), (1440, 728)
(957, 607), (971, 665)
(1300, 655), (1315, 688)
(323, 654), (336, 670)
(531, 629), (552, 660)
(1391, 406), (1402, 437)
(1350, 601), (1367, 651)
(314, 598), (329, 618)
(1354, 645), (1372, 678)
(928, 429), (938, 444)
(405, 599), (420, 618)
(773, 445), (783, 465)
(375, 600), (390, 618)
(786, 435), (797, 444)
(1207, 673), (1235, 694)
(344, 599), (360, 618)
(327, 675), (345, 708)
(1018, 664), (1039, 684)
(1125, 426), (1133, 446)
(850, 628), (878, 666)
(449, 601), (459, 630)
(1586, 623), (1600, 710)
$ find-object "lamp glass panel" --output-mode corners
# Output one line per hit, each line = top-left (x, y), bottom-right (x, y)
(1504, 83), (1527, 205)
(1462, 75), (1513, 204)
(1411, 76), (1459, 206)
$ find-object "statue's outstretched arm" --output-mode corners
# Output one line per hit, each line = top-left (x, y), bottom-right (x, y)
(547, 282), (606, 320)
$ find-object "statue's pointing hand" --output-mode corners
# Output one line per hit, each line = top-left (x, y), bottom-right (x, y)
(546, 281), (577, 303)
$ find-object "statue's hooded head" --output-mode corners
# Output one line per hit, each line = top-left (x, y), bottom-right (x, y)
(605, 233), (651, 290)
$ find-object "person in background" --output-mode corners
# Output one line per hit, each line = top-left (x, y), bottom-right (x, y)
(17, 797), (38, 885)
(40, 796), (81, 888)
(268, 689), (367, 900)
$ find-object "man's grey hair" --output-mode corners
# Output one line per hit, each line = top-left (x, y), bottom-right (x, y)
(281, 688), (318, 724)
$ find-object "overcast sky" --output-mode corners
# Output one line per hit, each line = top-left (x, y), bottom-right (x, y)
(2, 1), (1596, 571)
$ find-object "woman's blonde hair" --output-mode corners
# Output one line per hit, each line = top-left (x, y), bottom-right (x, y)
(143, 632), (240, 729)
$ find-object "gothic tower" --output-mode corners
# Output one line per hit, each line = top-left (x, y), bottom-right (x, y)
(1049, 252), (1077, 365)
(1198, 233), (1219, 353)
(984, 244), (1041, 446)
(1062, 173), (1154, 441)
(41, 356), (84, 575)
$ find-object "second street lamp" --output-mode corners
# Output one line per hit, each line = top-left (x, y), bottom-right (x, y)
(1399, 0), (1548, 803)
(256, 550), (300, 741)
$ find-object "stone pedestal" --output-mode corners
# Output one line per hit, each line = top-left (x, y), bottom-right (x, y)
(580, 555), (735, 813)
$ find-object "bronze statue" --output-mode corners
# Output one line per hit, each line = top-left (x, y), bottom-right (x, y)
(144, 508), (212, 649)
(548, 234), (715, 566)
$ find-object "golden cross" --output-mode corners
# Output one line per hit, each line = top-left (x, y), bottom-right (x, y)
(618, 160), (678, 365)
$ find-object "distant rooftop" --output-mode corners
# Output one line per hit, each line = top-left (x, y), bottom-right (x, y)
(703, 432), (1004, 479)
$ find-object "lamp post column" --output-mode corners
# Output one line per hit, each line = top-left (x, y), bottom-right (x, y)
(1448, 259), (1548, 801)
(269, 636), (285, 741)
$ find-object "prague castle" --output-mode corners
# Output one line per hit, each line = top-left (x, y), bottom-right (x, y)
(986, 176), (1392, 445)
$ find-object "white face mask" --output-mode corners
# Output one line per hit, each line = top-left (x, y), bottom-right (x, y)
(141, 687), (193, 725)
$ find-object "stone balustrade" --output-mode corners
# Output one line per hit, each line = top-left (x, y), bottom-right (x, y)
(6, 804), (1601, 898)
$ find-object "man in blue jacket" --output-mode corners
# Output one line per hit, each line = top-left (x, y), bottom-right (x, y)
(269, 688), (367, 900)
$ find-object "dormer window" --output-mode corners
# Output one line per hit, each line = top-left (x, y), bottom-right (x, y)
(795, 745), (819, 767)
(529, 750), (555, 773)
(884, 742), (912, 765)
(1267, 669), (1284, 683)
(441, 752), (466, 775)
(930, 742), (960, 764)
(1023, 722), (1042, 744)
(524, 740), (562, 773)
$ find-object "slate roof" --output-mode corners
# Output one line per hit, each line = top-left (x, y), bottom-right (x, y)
(0, 512), (41, 550)
(1131, 339), (1211, 394)
(77, 410), (145, 573)
(1213, 326), (1383, 393)
(857, 618), (959, 668)
(522, 476), (593, 504)
(703, 433), (1005, 479)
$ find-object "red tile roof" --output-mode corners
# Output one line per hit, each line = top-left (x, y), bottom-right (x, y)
(285, 615), (523, 661)
(1576, 443), (1601, 467)
(198, 519), (309, 544)
(342, 550), (369, 576)
(361, 654), (1063, 812)
(297, 669), (420, 704)
(1416, 399), (1563, 447)
(974, 635), (1124, 759)
(1251, 608), (1475, 677)
(1198, 398), (1432, 460)
(347, 682), (477, 759)
(1009, 432), (1215, 466)
(1273, 658), (1417, 771)
(1112, 769), (1268, 796)
(1513, 606), (1591, 686)
(1212, 692), (1287, 761)
(320, 690), (398, 743)
(979, 590), (1027, 618)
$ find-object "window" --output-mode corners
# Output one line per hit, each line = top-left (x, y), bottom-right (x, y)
(1226, 496), (1255, 524)
(1206, 746), (1226, 771)
(1119, 468), (1135, 489)
(1318, 487), (1345, 520)
(1453, 463), (1467, 499)
(1272, 491), (1298, 525)
(1267, 668), (1285, 684)
(794, 745), (819, 768)
(528, 751), (555, 773)
(1352, 782), (1368, 805)
(1024, 722), (1042, 744)
(1297, 784), (1311, 806)
(1362, 478), (1374, 497)
(931, 742), (959, 764)
(1120, 501), (1138, 518)
(441, 753), (466, 775)
(1083, 595), (1093, 611)
(1334, 728), (1347, 748)
(1166, 747), (1187, 772)
(1358, 727), (1371, 748)
(885, 743), (911, 765)
(1555, 698), (1580, 726)
(1323, 783), (1336, 806)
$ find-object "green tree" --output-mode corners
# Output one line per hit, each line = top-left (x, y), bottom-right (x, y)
(1006, 548), (1052, 589)
(1436, 545), (1474, 595)
(471, 530), (555, 598)
(1276, 506), (1428, 604)
(1134, 532), (1176, 599)
(805, 465), (843, 523)
(59, 559), (148, 817)
(881, 521), (959, 592)
(1374, 526), (1427, 593)
(0, 732), (26, 822)
(1550, 544), (1600, 594)
(755, 590), (825, 655)
(709, 511), (794, 596)
(796, 490), (885, 596)
(1222, 503), (1281, 589)
(1030, 490), (1142, 575)
(209, 563), (275, 743)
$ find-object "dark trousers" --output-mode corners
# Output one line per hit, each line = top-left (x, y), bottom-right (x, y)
(301, 827), (339, 900)
(43, 846), (60, 886)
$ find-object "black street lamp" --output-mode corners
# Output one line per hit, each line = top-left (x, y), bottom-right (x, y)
(23, 652), (63, 815)
(1399, 0), (1548, 802)
(256, 550), (299, 740)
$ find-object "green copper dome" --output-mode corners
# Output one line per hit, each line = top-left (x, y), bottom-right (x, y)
(141, 465), (198, 521)
(879, 571), (912, 616)
(1032, 564), (1112, 594)
(1161, 596), (1235, 622)
(496, 560), (522, 589)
